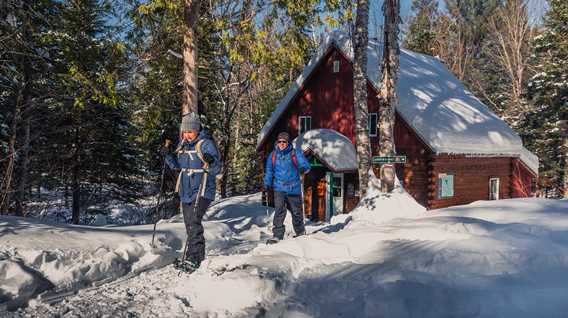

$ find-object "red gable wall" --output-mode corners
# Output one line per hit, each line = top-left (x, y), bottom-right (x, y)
(267, 46), (380, 148)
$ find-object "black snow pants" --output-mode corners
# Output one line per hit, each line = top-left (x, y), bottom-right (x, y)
(181, 198), (212, 264)
(272, 191), (305, 240)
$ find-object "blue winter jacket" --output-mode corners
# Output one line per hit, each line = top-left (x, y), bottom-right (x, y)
(164, 130), (220, 203)
(263, 143), (311, 195)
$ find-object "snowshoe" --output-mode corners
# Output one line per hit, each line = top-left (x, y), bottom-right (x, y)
(174, 258), (200, 274)
(266, 238), (280, 245)
(293, 231), (306, 238)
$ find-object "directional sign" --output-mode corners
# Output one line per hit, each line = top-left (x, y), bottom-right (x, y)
(371, 155), (407, 164)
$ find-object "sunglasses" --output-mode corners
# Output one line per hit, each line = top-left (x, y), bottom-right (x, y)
(277, 140), (288, 144)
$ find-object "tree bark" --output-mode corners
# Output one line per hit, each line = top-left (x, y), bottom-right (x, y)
(71, 127), (81, 224)
(378, 0), (401, 193)
(182, 0), (200, 115)
(564, 136), (568, 198)
(14, 54), (33, 217)
(353, 0), (371, 197)
(14, 111), (31, 216)
(0, 92), (22, 214)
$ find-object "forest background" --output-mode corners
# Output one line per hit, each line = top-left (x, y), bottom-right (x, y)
(1, 0), (565, 223)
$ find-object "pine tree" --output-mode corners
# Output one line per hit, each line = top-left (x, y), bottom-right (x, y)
(523, 0), (568, 197)
(0, 0), (62, 215)
(46, 0), (135, 223)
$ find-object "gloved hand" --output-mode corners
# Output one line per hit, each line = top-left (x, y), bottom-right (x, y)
(159, 139), (172, 156)
(263, 184), (271, 192)
(202, 153), (215, 164)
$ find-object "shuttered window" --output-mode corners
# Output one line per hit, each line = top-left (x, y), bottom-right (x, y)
(438, 173), (454, 199)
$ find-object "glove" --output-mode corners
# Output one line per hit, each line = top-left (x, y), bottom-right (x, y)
(202, 153), (215, 164)
(159, 139), (172, 156)
(159, 146), (170, 156)
(263, 184), (271, 192)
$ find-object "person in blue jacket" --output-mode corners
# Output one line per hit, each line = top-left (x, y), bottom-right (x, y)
(161, 112), (220, 270)
(264, 132), (311, 243)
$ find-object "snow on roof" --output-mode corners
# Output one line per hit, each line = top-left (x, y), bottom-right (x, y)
(520, 146), (539, 175)
(257, 31), (538, 173)
(292, 129), (357, 172)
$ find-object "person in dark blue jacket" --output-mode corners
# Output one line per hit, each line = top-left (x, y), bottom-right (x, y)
(264, 132), (311, 243)
(161, 112), (220, 270)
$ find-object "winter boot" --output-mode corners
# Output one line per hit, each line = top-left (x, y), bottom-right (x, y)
(266, 237), (280, 245)
(174, 258), (200, 273)
(293, 231), (306, 238)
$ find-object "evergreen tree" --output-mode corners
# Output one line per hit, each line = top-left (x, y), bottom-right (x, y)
(43, 0), (136, 223)
(0, 0), (62, 215)
(523, 0), (568, 197)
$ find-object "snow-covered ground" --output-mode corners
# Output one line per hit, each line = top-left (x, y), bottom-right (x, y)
(2, 186), (568, 317)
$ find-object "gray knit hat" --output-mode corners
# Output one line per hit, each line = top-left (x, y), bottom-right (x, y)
(180, 112), (201, 132)
(277, 132), (290, 142)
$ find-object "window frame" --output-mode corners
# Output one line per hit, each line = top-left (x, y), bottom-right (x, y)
(489, 177), (500, 200)
(333, 60), (340, 73)
(299, 115), (312, 135)
(368, 113), (378, 137)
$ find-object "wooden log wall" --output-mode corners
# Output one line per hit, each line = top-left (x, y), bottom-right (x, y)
(428, 155), (514, 209)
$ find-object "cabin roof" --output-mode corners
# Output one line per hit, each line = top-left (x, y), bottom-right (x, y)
(257, 31), (538, 175)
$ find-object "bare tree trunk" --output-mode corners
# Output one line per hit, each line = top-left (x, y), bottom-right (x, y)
(182, 0), (200, 115)
(220, 110), (232, 198)
(564, 136), (568, 198)
(353, 0), (371, 197)
(378, 0), (401, 193)
(14, 112), (31, 216)
(71, 128), (81, 224)
(0, 92), (22, 214)
(14, 55), (33, 216)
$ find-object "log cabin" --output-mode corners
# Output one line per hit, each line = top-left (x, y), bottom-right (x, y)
(257, 32), (538, 221)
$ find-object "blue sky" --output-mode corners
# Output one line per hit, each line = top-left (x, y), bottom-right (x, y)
(368, 0), (547, 36)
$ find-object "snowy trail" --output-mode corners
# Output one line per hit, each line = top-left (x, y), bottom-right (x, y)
(3, 191), (568, 317)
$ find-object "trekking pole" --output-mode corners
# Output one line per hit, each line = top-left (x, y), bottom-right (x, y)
(300, 174), (306, 222)
(263, 189), (270, 217)
(151, 159), (167, 248)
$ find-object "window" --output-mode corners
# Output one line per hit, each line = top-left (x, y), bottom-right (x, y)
(333, 60), (340, 73)
(368, 113), (378, 137)
(438, 173), (454, 199)
(489, 177), (500, 200)
(530, 177), (537, 194)
(333, 177), (342, 197)
(299, 116), (311, 134)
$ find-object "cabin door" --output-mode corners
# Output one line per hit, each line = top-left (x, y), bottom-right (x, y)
(332, 173), (344, 215)
(325, 172), (344, 220)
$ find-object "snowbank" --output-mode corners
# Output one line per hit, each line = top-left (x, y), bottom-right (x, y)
(6, 191), (568, 318)
(0, 193), (275, 311)
(0, 217), (182, 311)
(190, 190), (568, 317)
